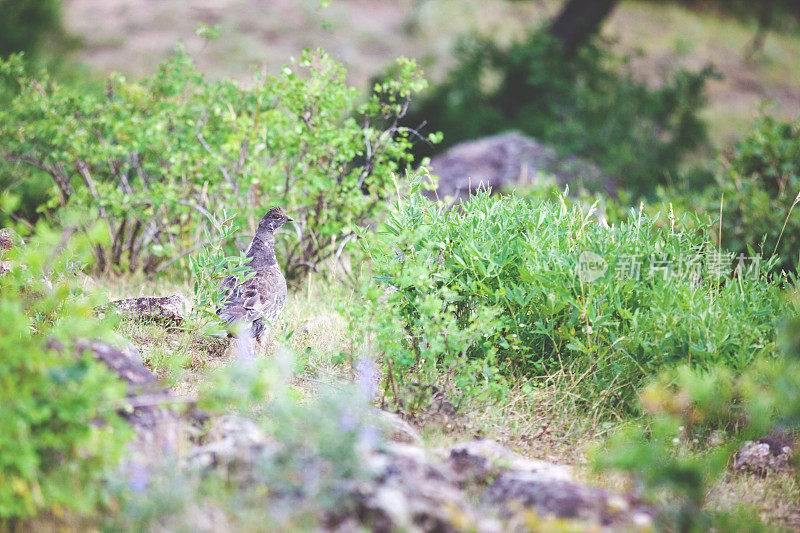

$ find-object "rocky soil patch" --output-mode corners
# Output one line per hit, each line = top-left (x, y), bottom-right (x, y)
(86, 341), (652, 531)
(733, 433), (796, 475)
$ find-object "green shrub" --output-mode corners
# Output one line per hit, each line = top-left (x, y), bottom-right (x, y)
(0, 224), (132, 523)
(406, 30), (715, 196)
(0, 0), (84, 225)
(0, 46), (428, 277)
(543, 111), (800, 274)
(718, 113), (800, 273)
(350, 175), (790, 411)
(596, 296), (800, 531)
(187, 209), (254, 335)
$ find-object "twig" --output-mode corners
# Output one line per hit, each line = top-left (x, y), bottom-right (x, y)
(4, 152), (74, 205)
(333, 232), (357, 265)
(118, 393), (198, 409)
(76, 161), (116, 243)
(356, 94), (412, 188)
(130, 151), (149, 190)
(194, 112), (233, 184)
(111, 217), (127, 266)
(177, 199), (221, 233)
(363, 117), (372, 162)
(146, 231), (251, 279)
(770, 191), (800, 259)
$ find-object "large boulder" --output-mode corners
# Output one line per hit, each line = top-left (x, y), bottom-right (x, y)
(188, 414), (279, 473)
(190, 409), (652, 532)
(353, 443), (491, 533)
(426, 131), (615, 202)
(438, 439), (571, 486)
(350, 438), (652, 532)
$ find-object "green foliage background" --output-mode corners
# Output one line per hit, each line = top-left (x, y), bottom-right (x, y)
(0, 0), (63, 58)
(717, 113), (800, 272)
(405, 30), (714, 196)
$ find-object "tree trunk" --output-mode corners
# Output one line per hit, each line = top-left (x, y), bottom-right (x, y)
(549, 0), (621, 54)
(745, 0), (774, 59)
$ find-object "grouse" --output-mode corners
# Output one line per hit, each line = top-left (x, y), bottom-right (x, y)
(216, 207), (292, 343)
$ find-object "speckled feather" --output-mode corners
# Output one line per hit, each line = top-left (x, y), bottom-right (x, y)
(216, 207), (291, 341)
(218, 266), (286, 328)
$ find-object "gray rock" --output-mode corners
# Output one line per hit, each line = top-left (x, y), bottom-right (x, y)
(733, 436), (795, 474)
(96, 342), (179, 449)
(353, 439), (649, 532)
(355, 443), (489, 533)
(109, 294), (192, 326)
(171, 411), (650, 531)
(377, 410), (423, 445)
(484, 470), (612, 523)
(440, 439), (571, 485)
(58, 340), (181, 455)
(427, 131), (615, 202)
(188, 415), (278, 471)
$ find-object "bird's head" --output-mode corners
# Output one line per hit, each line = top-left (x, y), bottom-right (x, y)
(256, 206), (293, 236)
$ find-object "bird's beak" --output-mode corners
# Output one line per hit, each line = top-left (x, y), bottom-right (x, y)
(286, 217), (294, 222)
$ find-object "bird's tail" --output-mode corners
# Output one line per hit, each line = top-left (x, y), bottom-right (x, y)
(214, 311), (256, 360)
(231, 332), (255, 361)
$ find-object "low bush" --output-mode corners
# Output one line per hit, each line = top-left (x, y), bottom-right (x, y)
(405, 29), (715, 196)
(717, 113), (800, 273)
(0, 44), (429, 277)
(0, 224), (132, 524)
(603, 113), (800, 274)
(596, 299), (800, 531)
(187, 209), (253, 336)
(350, 175), (791, 411)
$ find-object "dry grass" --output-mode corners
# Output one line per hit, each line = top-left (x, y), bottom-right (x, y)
(607, 1), (800, 147)
(462, 380), (610, 466)
(99, 271), (351, 394)
(708, 471), (800, 531)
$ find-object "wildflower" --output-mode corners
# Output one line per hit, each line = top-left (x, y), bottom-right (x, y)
(355, 357), (378, 401)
